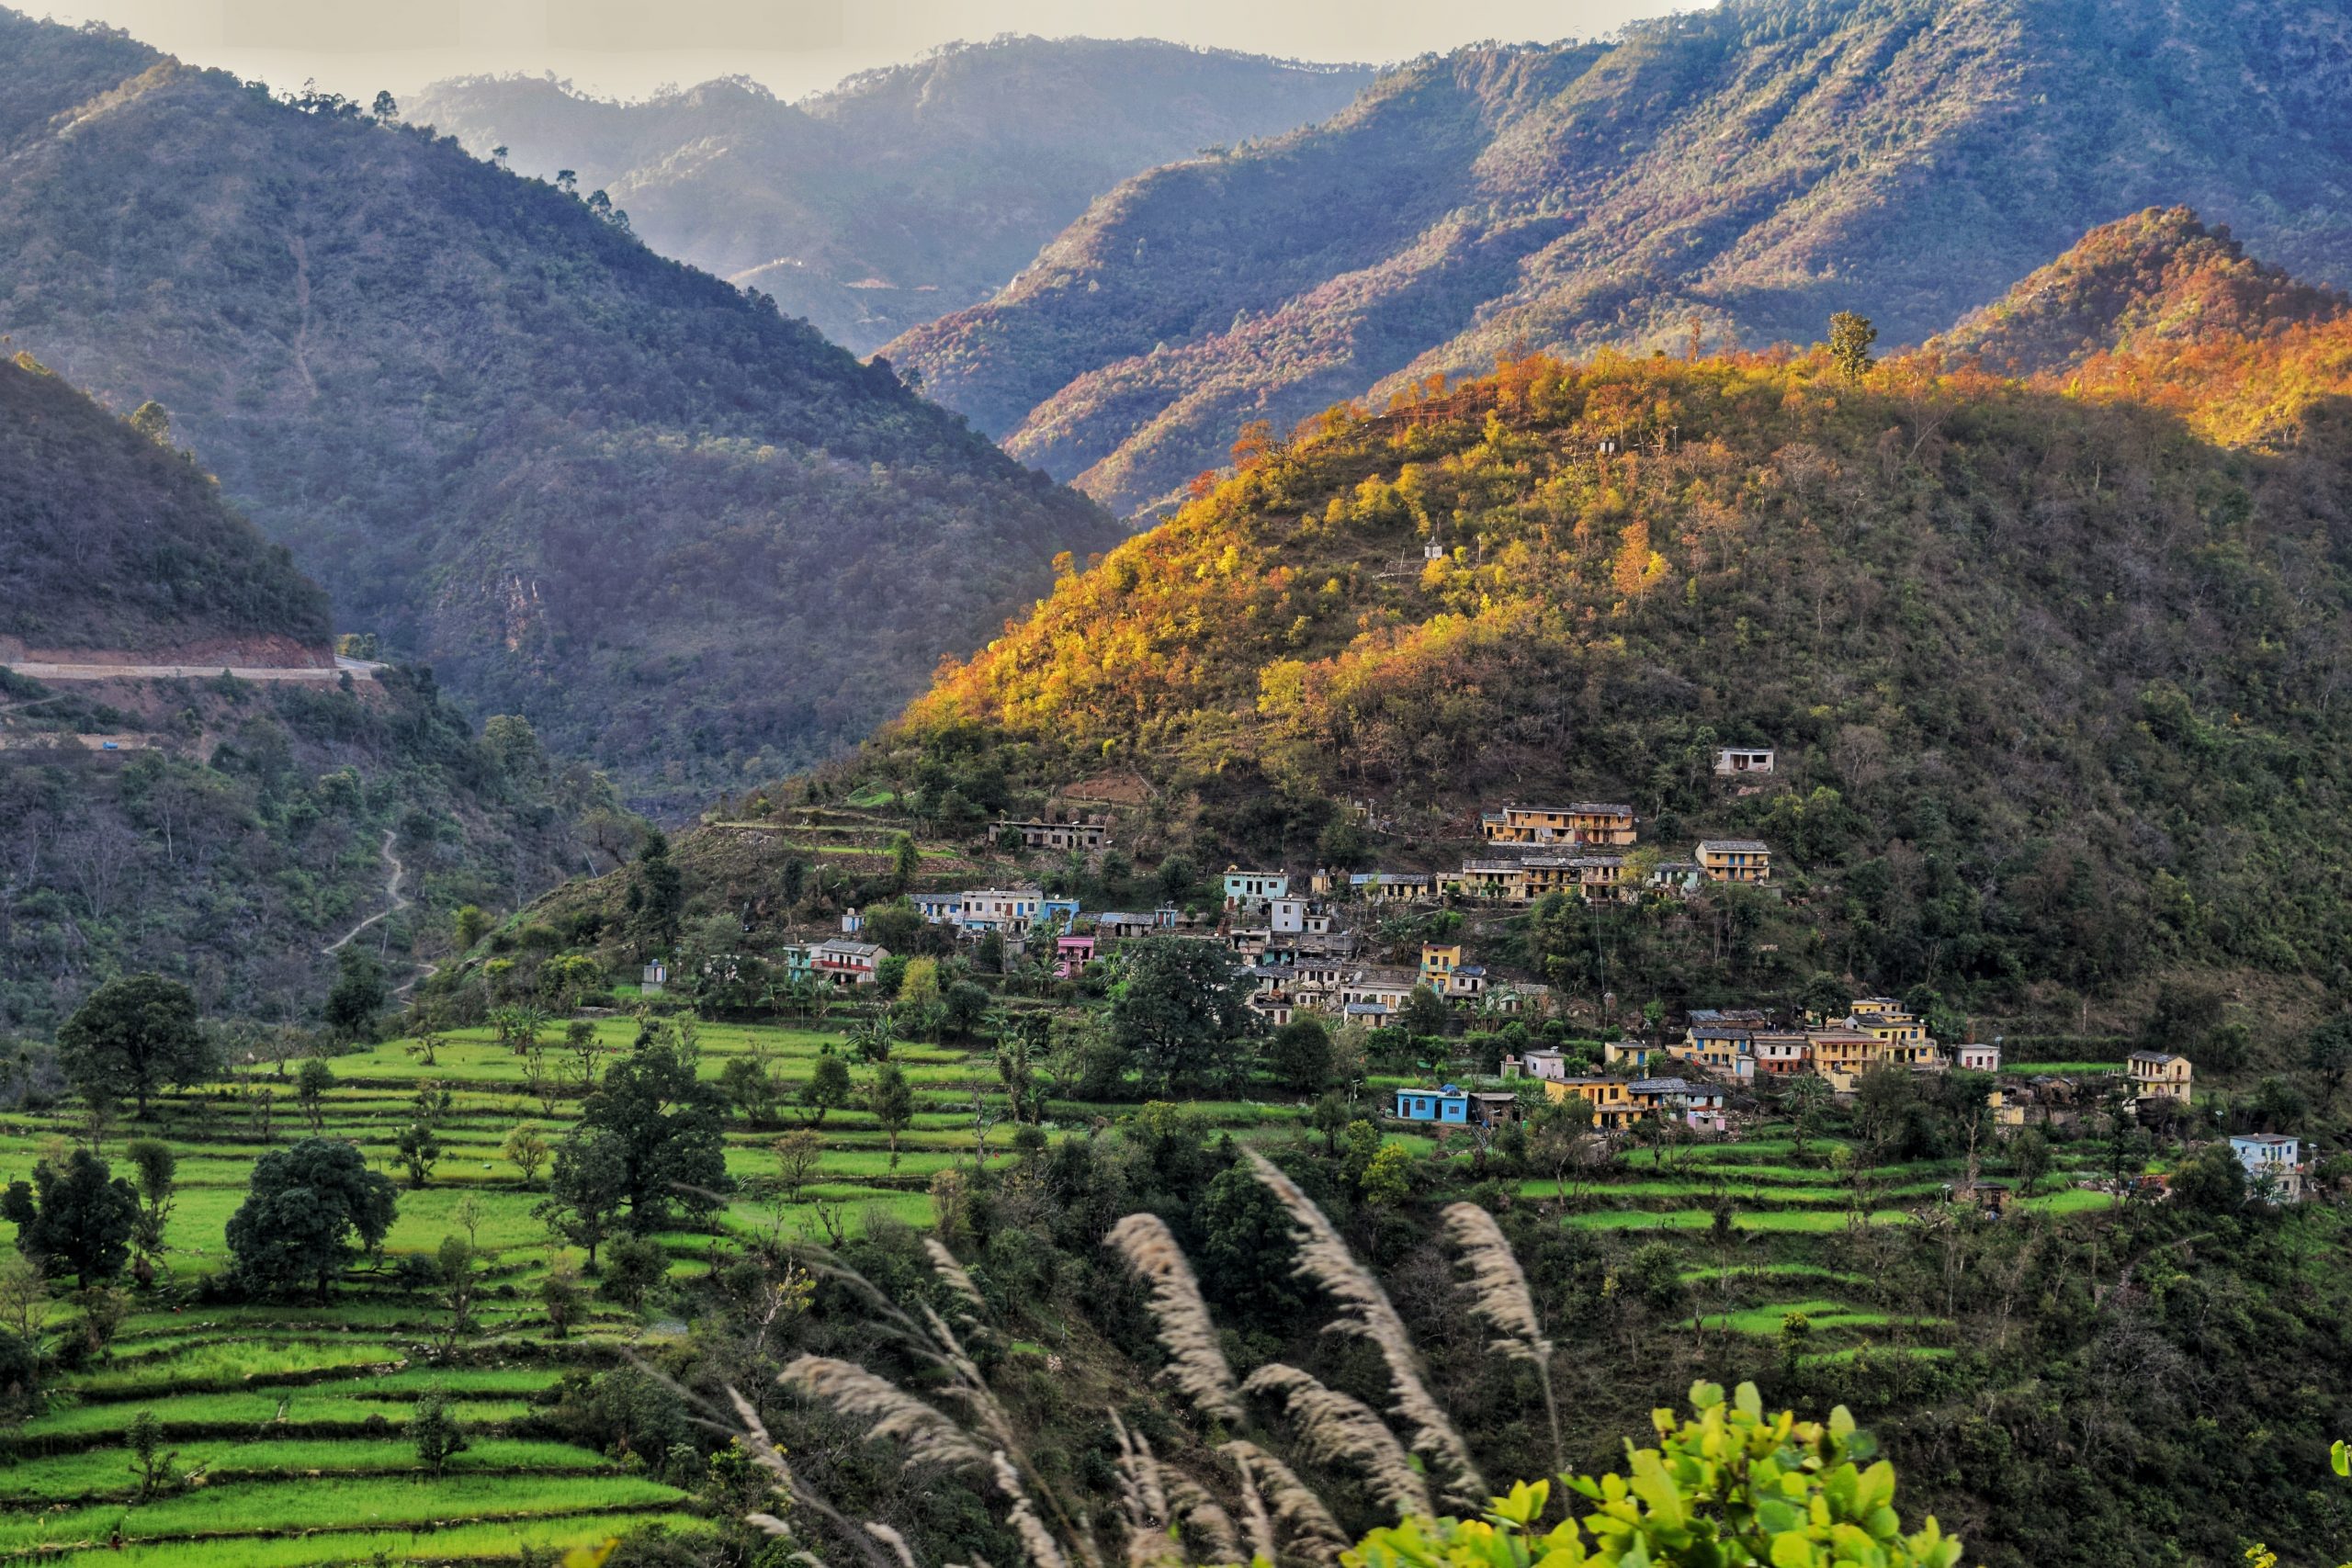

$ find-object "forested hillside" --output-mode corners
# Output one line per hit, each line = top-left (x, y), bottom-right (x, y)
(889, 0), (2352, 515)
(875, 291), (2352, 1008)
(0, 354), (329, 660)
(0, 10), (1119, 810)
(1934, 208), (2349, 375)
(0, 358), (623, 1030)
(409, 40), (1373, 353)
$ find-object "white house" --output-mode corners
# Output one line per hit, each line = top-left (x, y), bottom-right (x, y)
(2230, 1134), (2304, 1201)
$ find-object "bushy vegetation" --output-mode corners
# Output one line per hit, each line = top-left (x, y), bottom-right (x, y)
(893, 0), (2352, 513)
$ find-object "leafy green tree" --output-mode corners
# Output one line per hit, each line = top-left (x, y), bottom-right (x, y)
(225, 1139), (398, 1301)
(2307, 1017), (2352, 1104)
(322, 946), (387, 1040)
(718, 1055), (780, 1126)
(628, 829), (685, 953)
(537, 1135), (628, 1269)
(1828, 311), (1877, 382)
(1265, 1017), (1335, 1094)
(942, 980), (994, 1041)
(2008, 1126), (2051, 1196)
(1357, 1141), (1416, 1212)
(1111, 939), (1257, 1095)
(540, 1254), (582, 1338)
(574, 1036), (732, 1233)
(1, 1150), (138, 1290)
(1400, 984), (1452, 1041)
(801, 1054), (853, 1126)
(121, 1139), (177, 1260)
(393, 1118), (443, 1190)
(598, 1235), (671, 1308)
(503, 1122), (551, 1189)
(125, 1408), (176, 1499)
(56, 976), (216, 1116)
(412, 1383), (469, 1476)
(868, 1063), (914, 1169)
(454, 905), (491, 950)
(295, 1057), (335, 1134)
(127, 400), (172, 446)
(2171, 1142), (2247, 1213)
(1191, 1164), (1306, 1326)
(888, 831), (921, 886)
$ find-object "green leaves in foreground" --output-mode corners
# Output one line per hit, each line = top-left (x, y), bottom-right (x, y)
(1346, 1382), (1962, 1568)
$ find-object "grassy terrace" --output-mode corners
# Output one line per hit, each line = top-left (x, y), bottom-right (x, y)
(0, 1013), (2115, 1561)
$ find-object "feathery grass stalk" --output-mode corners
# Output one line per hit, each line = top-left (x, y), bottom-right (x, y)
(1241, 1362), (1434, 1518)
(1220, 1444), (1282, 1566)
(1167, 1474), (1241, 1565)
(997, 1451), (1074, 1568)
(779, 1355), (991, 1471)
(1105, 1213), (1244, 1421)
(1242, 1150), (1484, 1504)
(1441, 1201), (1562, 1472)
(926, 1238), (989, 1319)
(1110, 1411), (1183, 1568)
(1220, 1439), (1347, 1564)
(868, 1523), (921, 1568)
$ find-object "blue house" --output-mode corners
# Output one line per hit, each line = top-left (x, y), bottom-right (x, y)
(1040, 896), (1081, 925)
(1394, 1084), (1470, 1124)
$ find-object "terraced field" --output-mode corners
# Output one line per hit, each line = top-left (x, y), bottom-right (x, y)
(0, 1013), (2121, 1561)
(0, 1016), (1057, 1563)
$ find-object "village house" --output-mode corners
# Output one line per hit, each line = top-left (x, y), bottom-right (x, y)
(1420, 943), (1464, 987)
(1347, 870), (1440, 903)
(999, 814), (1112, 853)
(960, 886), (1044, 935)
(1604, 1039), (1660, 1073)
(1039, 895), (1081, 926)
(1484, 981), (1552, 1017)
(1646, 859), (1708, 896)
(1520, 1047), (1568, 1081)
(1093, 908), (1179, 941)
(1457, 859), (1529, 902)
(1394, 1085), (1470, 1124)
(1342, 969), (1419, 1012)
(1633, 1077), (1730, 1134)
(1956, 1042), (2002, 1073)
(1054, 934), (1095, 979)
(1520, 853), (1632, 902)
(1270, 895), (1309, 934)
(1690, 1007), (1774, 1027)
(811, 938), (888, 987)
(639, 960), (668, 997)
(2128, 1050), (2194, 1104)
(1751, 1032), (1812, 1076)
(775, 944), (814, 985)
(1543, 1076), (1641, 1130)
(912, 892), (962, 925)
(1223, 867), (1290, 913)
(1849, 998), (1928, 1042)
(1480, 802), (1638, 846)
(1697, 840), (1772, 884)
(1713, 746), (1776, 776)
(1806, 1027), (1883, 1092)
(1466, 1090), (1523, 1130)
(2230, 1134), (2304, 1201)
(1671, 1024), (1751, 1077)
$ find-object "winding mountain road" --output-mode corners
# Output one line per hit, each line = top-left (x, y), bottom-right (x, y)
(3, 656), (384, 682)
(323, 829), (412, 955)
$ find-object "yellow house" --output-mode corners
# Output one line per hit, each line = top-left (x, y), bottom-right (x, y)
(1457, 859), (1529, 903)
(1480, 802), (1638, 846)
(1420, 944), (1464, 986)
(1849, 998), (1927, 1043)
(1696, 840), (1771, 884)
(1806, 1027), (1881, 1091)
(2128, 1051), (2193, 1103)
(1542, 1076), (1642, 1129)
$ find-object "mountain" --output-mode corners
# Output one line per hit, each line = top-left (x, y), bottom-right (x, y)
(0, 358), (621, 1031)
(0, 9), (1119, 811)
(406, 39), (1374, 353)
(0, 353), (330, 661)
(1933, 207), (2350, 375)
(888, 0), (2352, 516)
(854, 256), (2352, 1016)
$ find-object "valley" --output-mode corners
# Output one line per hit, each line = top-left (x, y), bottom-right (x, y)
(5, 3), (2352, 1566)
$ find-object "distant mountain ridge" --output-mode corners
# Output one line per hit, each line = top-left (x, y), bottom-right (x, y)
(407, 39), (1374, 353)
(0, 8), (1120, 810)
(1932, 206), (2350, 375)
(887, 0), (2352, 515)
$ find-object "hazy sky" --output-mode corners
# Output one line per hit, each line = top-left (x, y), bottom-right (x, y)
(36, 0), (1696, 102)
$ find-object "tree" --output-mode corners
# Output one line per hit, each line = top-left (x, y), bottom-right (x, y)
(1111, 939), (1257, 1095)
(393, 1118), (443, 1190)
(121, 1139), (177, 1262)
(574, 1036), (732, 1233)
(941, 981), (993, 1041)
(869, 1064), (914, 1170)
(295, 1057), (334, 1134)
(126, 1408), (177, 1499)
(322, 946), (388, 1040)
(889, 831), (921, 886)
(540, 1254), (582, 1338)
(1, 1150), (138, 1290)
(1265, 1017), (1335, 1094)
(454, 905), (491, 950)
(599, 1235), (670, 1308)
(225, 1139), (398, 1301)
(412, 1383), (469, 1475)
(1400, 984), (1452, 1041)
(56, 976), (215, 1115)
(504, 1123), (551, 1190)
(2008, 1127), (2051, 1197)
(2171, 1143), (2246, 1213)
(801, 1054), (853, 1126)
(630, 830), (685, 953)
(369, 88), (399, 119)
(537, 1134), (628, 1269)
(773, 1131), (824, 1202)
(2307, 1017), (2352, 1104)
(1828, 311), (1877, 382)
(128, 400), (172, 446)
(718, 1055), (780, 1126)
(1358, 1141), (1416, 1213)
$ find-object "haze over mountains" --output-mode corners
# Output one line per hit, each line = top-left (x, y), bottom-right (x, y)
(0, 8), (1118, 809)
(407, 40), (1374, 354)
(887, 0), (2352, 515)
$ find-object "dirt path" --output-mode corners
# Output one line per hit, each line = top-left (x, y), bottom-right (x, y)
(323, 829), (411, 955)
(2, 657), (381, 682)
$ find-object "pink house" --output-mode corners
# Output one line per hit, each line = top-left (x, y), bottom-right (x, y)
(1056, 934), (1096, 979)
